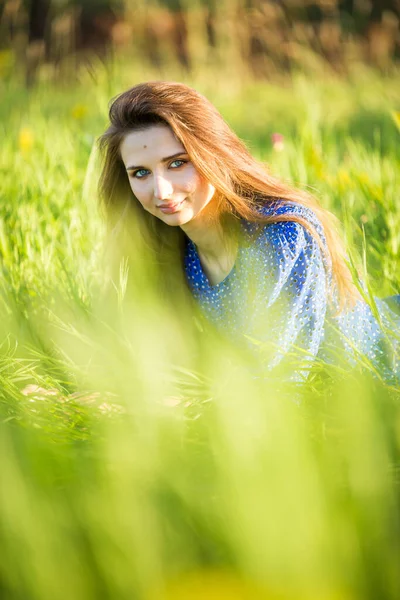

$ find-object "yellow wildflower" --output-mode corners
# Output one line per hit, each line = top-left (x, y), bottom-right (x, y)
(306, 146), (325, 179)
(18, 127), (34, 154)
(71, 103), (88, 120)
(150, 571), (268, 600)
(336, 168), (352, 191)
(149, 570), (352, 600)
(357, 172), (371, 186)
(391, 110), (400, 131)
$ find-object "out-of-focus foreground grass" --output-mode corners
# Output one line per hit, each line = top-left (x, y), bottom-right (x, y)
(1, 58), (400, 599)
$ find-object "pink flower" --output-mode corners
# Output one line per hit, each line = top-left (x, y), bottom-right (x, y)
(271, 132), (285, 152)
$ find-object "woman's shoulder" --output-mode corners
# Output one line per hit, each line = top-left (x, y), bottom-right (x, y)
(261, 199), (325, 235)
(242, 199), (327, 250)
(239, 199), (332, 283)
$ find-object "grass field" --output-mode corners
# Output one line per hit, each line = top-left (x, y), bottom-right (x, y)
(1, 57), (400, 599)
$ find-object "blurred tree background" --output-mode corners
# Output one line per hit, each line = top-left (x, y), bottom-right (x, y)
(1, 0), (399, 84)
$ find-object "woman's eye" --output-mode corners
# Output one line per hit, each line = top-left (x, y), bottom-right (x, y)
(132, 169), (149, 179)
(170, 159), (187, 169)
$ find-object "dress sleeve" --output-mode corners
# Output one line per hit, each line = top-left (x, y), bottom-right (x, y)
(243, 219), (329, 380)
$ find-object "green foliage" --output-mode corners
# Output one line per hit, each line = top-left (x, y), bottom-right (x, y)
(0, 60), (400, 598)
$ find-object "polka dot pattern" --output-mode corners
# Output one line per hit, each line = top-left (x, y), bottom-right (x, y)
(184, 201), (400, 382)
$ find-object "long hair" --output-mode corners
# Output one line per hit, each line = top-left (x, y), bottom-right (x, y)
(98, 80), (357, 309)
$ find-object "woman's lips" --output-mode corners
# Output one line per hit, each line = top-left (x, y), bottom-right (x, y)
(158, 200), (185, 214)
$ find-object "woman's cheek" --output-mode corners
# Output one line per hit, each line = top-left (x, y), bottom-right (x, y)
(183, 171), (201, 194)
(129, 181), (146, 203)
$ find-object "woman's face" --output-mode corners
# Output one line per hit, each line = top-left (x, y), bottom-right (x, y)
(120, 125), (216, 227)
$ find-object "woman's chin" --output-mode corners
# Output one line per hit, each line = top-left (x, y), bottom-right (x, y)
(159, 207), (193, 227)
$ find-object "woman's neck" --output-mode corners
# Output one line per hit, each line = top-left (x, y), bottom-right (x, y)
(180, 212), (239, 284)
(181, 209), (239, 255)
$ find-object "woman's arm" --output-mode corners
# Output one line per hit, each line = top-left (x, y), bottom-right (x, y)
(243, 219), (329, 381)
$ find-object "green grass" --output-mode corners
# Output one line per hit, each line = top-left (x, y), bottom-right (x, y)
(1, 57), (400, 599)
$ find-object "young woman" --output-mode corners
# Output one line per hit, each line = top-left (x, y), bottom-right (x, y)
(98, 81), (399, 382)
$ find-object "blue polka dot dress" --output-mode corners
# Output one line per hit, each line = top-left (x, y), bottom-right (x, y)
(184, 201), (400, 382)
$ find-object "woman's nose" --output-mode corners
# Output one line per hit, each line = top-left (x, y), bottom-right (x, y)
(153, 174), (173, 200)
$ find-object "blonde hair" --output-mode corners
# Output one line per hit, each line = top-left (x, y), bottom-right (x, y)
(98, 81), (358, 309)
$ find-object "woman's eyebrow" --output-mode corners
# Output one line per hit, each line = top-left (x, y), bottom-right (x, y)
(126, 152), (188, 171)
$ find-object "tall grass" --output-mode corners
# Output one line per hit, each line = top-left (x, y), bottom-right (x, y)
(1, 58), (400, 598)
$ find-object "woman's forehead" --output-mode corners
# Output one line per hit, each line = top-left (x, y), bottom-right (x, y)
(120, 125), (186, 165)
